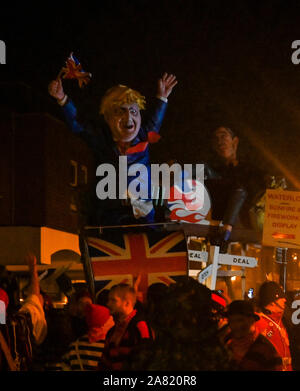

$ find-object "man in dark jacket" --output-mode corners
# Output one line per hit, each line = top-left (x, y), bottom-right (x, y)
(205, 126), (267, 251)
(98, 284), (153, 370)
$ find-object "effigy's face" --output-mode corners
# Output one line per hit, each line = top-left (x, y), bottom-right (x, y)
(108, 102), (141, 142)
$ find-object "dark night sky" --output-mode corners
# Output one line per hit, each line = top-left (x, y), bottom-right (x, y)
(2, 0), (300, 187)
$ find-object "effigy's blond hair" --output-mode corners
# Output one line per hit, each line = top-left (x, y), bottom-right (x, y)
(100, 84), (146, 120)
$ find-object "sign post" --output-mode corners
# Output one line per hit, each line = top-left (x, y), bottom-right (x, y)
(210, 245), (220, 290)
(190, 246), (258, 292)
(262, 189), (300, 292)
(275, 247), (288, 293)
(0, 300), (5, 325)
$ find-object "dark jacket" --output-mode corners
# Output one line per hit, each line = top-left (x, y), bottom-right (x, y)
(98, 309), (153, 370)
(205, 160), (267, 227)
(226, 332), (282, 371)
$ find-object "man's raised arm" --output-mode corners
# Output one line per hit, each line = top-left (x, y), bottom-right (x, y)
(157, 73), (178, 101)
(48, 78), (85, 134)
(142, 73), (178, 135)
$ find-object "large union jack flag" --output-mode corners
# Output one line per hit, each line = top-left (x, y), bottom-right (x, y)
(84, 230), (188, 300)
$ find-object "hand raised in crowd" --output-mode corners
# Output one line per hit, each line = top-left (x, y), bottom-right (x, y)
(133, 274), (144, 302)
(48, 78), (65, 101)
(24, 253), (43, 304)
(133, 274), (142, 293)
(157, 73), (178, 99)
(25, 253), (37, 270)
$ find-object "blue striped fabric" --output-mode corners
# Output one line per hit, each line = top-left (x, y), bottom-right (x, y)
(62, 335), (105, 371)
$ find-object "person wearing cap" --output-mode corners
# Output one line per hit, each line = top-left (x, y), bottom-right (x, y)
(48, 73), (177, 226)
(205, 125), (267, 252)
(61, 303), (114, 371)
(224, 299), (282, 370)
(255, 281), (293, 371)
(67, 289), (93, 341)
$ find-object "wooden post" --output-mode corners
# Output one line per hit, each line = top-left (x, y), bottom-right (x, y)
(209, 245), (220, 290)
(241, 267), (246, 299)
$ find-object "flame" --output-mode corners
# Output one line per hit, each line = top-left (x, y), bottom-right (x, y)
(169, 180), (204, 211)
(167, 179), (211, 223)
(169, 208), (207, 223)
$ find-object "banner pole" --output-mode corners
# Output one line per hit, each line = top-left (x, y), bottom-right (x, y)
(209, 245), (220, 290)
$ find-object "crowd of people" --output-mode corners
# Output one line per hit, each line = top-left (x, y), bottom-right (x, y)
(0, 69), (296, 373)
(0, 254), (300, 372)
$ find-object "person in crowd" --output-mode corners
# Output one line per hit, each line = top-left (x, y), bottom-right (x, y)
(98, 283), (153, 370)
(67, 288), (93, 340)
(211, 289), (229, 330)
(48, 73), (177, 226)
(0, 253), (48, 370)
(0, 288), (9, 323)
(0, 266), (19, 314)
(19, 253), (47, 347)
(205, 126), (267, 252)
(62, 303), (114, 370)
(224, 299), (282, 370)
(144, 282), (169, 338)
(40, 288), (94, 370)
(0, 288), (15, 371)
(0, 271), (36, 371)
(96, 289), (109, 307)
(255, 281), (293, 371)
(41, 307), (76, 371)
(0, 282), (37, 371)
(127, 277), (230, 371)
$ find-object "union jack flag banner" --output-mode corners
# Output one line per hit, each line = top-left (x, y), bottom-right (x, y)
(82, 229), (188, 301)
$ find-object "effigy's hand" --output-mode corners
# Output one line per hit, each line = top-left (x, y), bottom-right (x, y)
(48, 78), (65, 101)
(157, 73), (178, 99)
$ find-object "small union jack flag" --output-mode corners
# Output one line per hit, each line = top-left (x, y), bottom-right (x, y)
(84, 230), (188, 300)
(61, 52), (92, 88)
